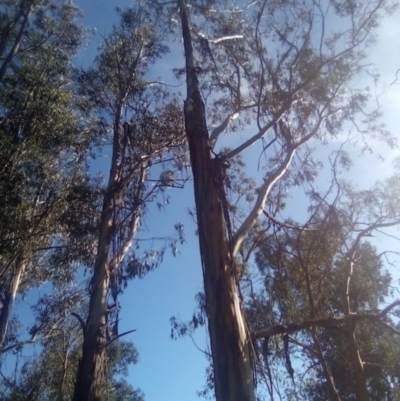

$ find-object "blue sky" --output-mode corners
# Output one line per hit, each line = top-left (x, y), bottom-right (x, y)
(72, 1), (400, 400)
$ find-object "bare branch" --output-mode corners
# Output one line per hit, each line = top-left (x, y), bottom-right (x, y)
(105, 329), (137, 347)
(232, 146), (296, 256)
(255, 299), (400, 340)
(209, 112), (240, 147)
(379, 300), (400, 318)
(71, 312), (86, 335)
(262, 210), (320, 232)
(390, 68), (400, 85)
(1, 331), (58, 354)
(209, 35), (244, 44)
(377, 320), (400, 335)
(232, 112), (329, 256)
(222, 107), (289, 162)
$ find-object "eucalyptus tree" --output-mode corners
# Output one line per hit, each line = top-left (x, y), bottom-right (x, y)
(0, 0), (89, 352)
(250, 171), (400, 401)
(72, 7), (186, 401)
(152, 1), (397, 400)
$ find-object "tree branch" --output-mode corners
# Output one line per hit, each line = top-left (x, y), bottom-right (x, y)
(209, 112), (239, 147)
(255, 300), (400, 339)
(232, 112), (329, 256)
(232, 145), (297, 256)
(263, 209), (320, 232)
(105, 329), (136, 347)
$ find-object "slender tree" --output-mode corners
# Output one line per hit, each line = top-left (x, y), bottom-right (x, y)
(72, 7), (185, 400)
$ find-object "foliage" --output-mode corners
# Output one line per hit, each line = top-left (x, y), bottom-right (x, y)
(0, 310), (144, 401)
(249, 173), (400, 400)
(0, 0), (96, 356)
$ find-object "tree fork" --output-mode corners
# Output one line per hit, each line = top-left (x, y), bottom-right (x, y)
(178, 1), (255, 400)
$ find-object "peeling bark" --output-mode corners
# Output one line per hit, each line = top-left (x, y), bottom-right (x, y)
(178, 1), (255, 400)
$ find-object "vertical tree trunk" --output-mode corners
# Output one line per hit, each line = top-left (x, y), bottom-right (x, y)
(72, 192), (114, 401)
(73, 103), (125, 401)
(0, 254), (25, 351)
(73, 111), (146, 400)
(178, 2), (255, 400)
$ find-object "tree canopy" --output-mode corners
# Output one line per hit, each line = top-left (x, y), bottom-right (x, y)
(0, 1), (399, 401)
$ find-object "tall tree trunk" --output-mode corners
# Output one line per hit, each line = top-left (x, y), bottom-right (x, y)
(178, 2), (255, 400)
(73, 103), (125, 401)
(72, 192), (114, 401)
(73, 112), (146, 400)
(0, 254), (25, 352)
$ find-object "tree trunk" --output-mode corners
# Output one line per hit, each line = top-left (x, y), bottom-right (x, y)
(0, 1), (33, 83)
(178, 2), (255, 400)
(0, 254), (25, 352)
(73, 108), (146, 399)
(72, 192), (113, 401)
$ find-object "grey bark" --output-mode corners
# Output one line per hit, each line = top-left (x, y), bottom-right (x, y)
(178, 1), (255, 400)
